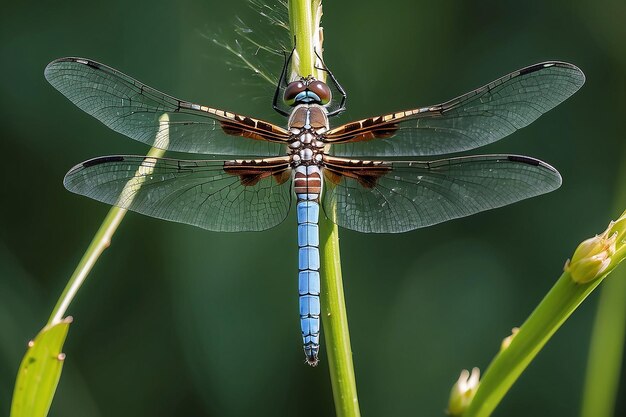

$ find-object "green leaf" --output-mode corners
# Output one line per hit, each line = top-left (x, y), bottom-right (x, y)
(10, 317), (72, 417)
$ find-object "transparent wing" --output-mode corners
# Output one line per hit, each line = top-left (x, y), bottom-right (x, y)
(64, 155), (293, 232)
(326, 62), (584, 158)
(322, 155), (561, 233)
(45, 57), (291, 157)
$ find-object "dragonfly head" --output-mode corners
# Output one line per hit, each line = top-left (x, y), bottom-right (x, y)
(284, 76), (332, 107)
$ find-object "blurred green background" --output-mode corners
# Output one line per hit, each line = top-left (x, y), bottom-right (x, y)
(1, 0), (625, 416)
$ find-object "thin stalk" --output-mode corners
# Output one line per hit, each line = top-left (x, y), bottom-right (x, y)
(288, 0), (315, 78)
(48, 204), (128, 325)
(288, 1), (361, 416)
(463, 208), (626, 417)
(319, 218), (361, 417)
(48, 117), (169, 325)
(16, 111), (169, 417)
(463, 270), (604, 417)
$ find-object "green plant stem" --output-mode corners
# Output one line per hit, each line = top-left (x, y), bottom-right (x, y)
(48, 143), (166, 325)
(463, 269), (609, 417)
(320, 217), (361, 417)
(48, 206), (127, 325)
(288, 1), (360, 416)
(288, 0), (315, 78)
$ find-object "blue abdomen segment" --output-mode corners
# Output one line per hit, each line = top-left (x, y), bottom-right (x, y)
(297, 200), (321, 366)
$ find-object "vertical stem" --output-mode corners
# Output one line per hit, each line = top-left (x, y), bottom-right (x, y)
(288, 0), (315, 77)
(319, 218), (361, 417)
(288, 1), (361, 416)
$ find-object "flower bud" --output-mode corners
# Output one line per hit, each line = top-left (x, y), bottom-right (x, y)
(447, 367), (480, 416)
(567, 233), (616, 284)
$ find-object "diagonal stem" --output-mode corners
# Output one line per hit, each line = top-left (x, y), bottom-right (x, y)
(48, 117), (169, 325)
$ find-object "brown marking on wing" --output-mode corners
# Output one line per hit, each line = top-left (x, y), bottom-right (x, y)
(220, 121), (268, 141)
(323, 156), (392, 189)
(273, 169), (292, 185)
(223, 157), (291, 186)
(324, 108), (427, 143)
(219, 116), (291, 142)
(178, 102), (289, 142)
(348, 125), (399, 142)
(323, 169), (343, 186)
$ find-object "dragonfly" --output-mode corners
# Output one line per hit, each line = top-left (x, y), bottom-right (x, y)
(45, 55), (584, 366)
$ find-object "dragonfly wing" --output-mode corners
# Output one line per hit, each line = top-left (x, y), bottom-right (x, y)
(326, 62), (584, 158)
(45, 58), (291, 157)
(322, 155), (561, 233)
(64, 156), (293, 232)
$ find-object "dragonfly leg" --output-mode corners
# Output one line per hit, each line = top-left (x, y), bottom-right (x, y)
(314, 49), (347, 117)
(272, 48), (295, 117)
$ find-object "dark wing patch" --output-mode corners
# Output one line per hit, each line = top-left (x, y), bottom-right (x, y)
(46, 57), (291, 157)
(322, 154), (561, 233)
(323, 156), (392, 189)
(224, 158), (292, 186)
(325, 62), (584, 158)
(64, 155), (293, 232)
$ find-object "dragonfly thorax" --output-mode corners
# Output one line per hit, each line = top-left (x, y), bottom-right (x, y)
(288, 104), (329, 167)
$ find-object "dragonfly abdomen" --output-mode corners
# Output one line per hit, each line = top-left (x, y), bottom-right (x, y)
(295, 165), (322, 366)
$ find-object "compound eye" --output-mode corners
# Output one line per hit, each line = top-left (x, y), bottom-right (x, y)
(309, 80), (332, 105)
(283, 81), (306, 106)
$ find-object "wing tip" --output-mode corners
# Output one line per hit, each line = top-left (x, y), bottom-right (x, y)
(45, 57), (102, 80)
(506, 154), (562, 189)
(64, 155), (127, 186)
(519, 61), (586, 88)
(47, 57), (98, 66)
